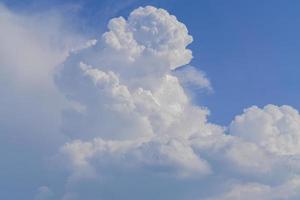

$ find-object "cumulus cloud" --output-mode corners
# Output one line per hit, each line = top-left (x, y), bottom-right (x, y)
(230, 104), (300, 155)
(56, 7), (216, 187)
(2, 3), (300, 200)
(103, 5), (193, 70)
(54, 5), (300, 199)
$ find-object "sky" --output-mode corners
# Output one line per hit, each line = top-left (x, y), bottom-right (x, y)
(3, 0), (300, 125)
(1, 0), (300, 200)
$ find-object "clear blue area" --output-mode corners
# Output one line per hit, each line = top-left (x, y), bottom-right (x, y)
(3, 0), (300, 125)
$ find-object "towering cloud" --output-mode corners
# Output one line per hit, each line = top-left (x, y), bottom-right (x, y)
(57, 6), (216, 184)
(54, 6), (300, 200)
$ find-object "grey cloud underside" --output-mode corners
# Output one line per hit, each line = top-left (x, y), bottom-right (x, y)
(1, 4), (300, 200)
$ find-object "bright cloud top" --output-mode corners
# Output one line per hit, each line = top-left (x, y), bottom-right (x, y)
(1, 4), (300, 200)
(104, 6), (193, 69)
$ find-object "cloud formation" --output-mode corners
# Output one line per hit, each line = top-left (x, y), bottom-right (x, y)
(1, 4), (300, 200)
(54, 5), (300, 200)
(230, 104), (300, 155)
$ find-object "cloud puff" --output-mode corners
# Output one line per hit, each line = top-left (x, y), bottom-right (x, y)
(174, 66), (213, 92)
(103, 6), (193, 69)
(230, 104), (300, 155)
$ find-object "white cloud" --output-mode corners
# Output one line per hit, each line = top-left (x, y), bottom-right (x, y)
(54, 5), (300, 199)
(53, 6), (300, 199)
(102, 6), (193, 70)
(55, 9), (216, 192)
(174, 66), (213, 92)
(54, 6), (221, 199)
(230, 104), (300, 155)
(61, 137), (211, 179)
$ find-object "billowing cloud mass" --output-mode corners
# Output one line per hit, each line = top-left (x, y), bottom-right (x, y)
(1, 4), (300, 200)
(230, 104), (300, 155)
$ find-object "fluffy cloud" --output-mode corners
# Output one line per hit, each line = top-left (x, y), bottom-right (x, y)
(2, 3), (300, 200)
(56, 6), (216, 184)
(230, 104), (300, 155)
(103, 6), (193, 70)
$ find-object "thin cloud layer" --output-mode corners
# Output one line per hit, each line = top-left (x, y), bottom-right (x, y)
(0, 4), (82, 199)
(1, 4), (300, 200)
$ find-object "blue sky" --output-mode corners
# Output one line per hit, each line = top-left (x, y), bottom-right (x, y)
(3, 0), (300, 125)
